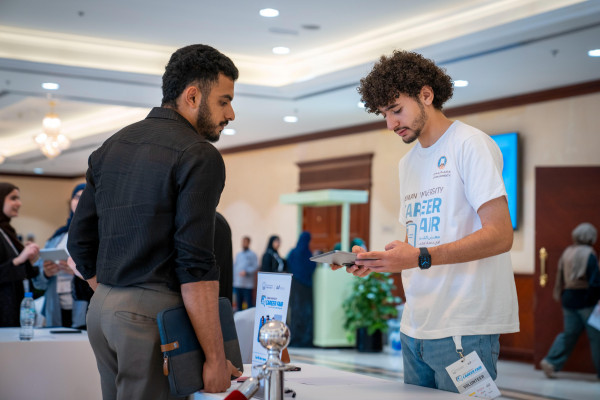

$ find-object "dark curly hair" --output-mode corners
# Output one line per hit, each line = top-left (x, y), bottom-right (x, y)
(358, 50), (453, 114)
(161, 44), (239, 107)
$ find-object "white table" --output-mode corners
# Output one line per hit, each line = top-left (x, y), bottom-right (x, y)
(194, 363), (464, 399)
(0, 327), (102, 400)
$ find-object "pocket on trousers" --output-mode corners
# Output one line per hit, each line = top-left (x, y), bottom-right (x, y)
(115, 311), (156, 324)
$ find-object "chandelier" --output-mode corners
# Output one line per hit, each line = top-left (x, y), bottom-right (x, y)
(34, 100), (70, 159)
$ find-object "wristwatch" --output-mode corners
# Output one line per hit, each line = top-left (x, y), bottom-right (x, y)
(418, 247), (432, 270)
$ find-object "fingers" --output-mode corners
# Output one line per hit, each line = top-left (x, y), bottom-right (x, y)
(385, 241), (400, 251)
(227, 360), (242, 378)
(330, 264), (344, 271)
(354, 266), (372, 277)
(351, 245), (366, 253)
(344, 264), (371, 277)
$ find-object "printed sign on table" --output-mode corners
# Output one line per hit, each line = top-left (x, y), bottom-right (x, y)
(252, 272), (292, 366)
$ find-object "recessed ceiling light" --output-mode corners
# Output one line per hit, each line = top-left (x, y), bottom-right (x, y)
(357, 101), (366, 108)
(588, 49), (600, 57)
(222, 128), (236, 135)
(301, 24), (321, 31)
(283, 116), (298, 123)
(33, 168), (44, 174)
(260, 8), (279, 17)
(272, 46), (290, 55)
(42, 82), (59, 90)
(453, 80), (469, 87)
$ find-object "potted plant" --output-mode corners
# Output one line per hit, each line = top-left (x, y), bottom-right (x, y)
(342, 272), (402, 352)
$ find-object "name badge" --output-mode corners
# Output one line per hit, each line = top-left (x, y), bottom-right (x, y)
(445, 351), (501, 399)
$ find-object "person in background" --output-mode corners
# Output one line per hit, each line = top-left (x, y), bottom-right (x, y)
(261, 235), (285, 273)
(67, 44), (241, 399)
(33, 183), (88, 329)
(287, 231), (317, 347)
(215, 212), (233, 303)
(233, 236), (259, 311)
(541, 222), (600, 379)
(333, 50), (519, 393)
(0, 182), (40, 327)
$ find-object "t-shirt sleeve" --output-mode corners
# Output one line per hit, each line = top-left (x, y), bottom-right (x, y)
(458, 134), (507, 212)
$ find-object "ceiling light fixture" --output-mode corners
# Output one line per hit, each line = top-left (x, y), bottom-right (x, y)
(283, 116), (298, 123)
(272, 46), (290, 55)
(453, 80), (469, 87)
(42, 82), (60, 90)
(259, 8), (279, 17)
(33, 100), (70, 159)
(222, 128), (236, 135)
(588, 49), (600, 57)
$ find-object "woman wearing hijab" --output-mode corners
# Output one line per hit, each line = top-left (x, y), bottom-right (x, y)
(261, 235), (286, 273)
(541, 222), (600, 379)
(287, 231), (317, 347)
(32, 183), (89, 328)
(0, 182), (40, 327)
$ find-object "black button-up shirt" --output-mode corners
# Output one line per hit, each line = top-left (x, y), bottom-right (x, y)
(68, 107), (225, 289)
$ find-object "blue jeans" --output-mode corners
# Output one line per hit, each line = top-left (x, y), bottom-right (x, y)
(544, 306), (600, 377)
(401, 332), (500, 393)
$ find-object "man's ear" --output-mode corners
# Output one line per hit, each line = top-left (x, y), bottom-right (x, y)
(420, 86), (434, 106)
(182, 85), (202, 109)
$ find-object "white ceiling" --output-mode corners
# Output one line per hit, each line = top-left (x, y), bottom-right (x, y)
(0, 0), (599, 176)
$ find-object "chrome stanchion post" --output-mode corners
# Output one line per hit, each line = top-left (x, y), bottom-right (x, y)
(258, 320), (291, 400)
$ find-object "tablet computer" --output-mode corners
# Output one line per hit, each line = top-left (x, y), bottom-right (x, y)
(310, 250), (376, 266)
(39, 248), (70, 262)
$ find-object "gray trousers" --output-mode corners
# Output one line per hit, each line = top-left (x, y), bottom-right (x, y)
(87, 283), (184, 400)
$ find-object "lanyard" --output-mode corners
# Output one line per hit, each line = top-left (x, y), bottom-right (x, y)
(452, 335), (465, 361)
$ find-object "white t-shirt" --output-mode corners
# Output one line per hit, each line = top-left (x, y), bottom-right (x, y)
(398, 120), (519, 339)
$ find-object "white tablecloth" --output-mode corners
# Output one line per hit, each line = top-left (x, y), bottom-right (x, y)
(193, 362), (464, 399)
(0, 328), (101, 400)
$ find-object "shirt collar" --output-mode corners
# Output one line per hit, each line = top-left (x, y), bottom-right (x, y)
(147, 107), (198, 134)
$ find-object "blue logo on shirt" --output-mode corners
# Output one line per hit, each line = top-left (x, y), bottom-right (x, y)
(438, 156), (447, 169)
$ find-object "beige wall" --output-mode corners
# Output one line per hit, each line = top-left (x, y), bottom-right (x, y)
(3, 93), (599, 272)
(219, 130), (411, 259)
(0, 176), (85, 245)
(220, 92), (600, 273)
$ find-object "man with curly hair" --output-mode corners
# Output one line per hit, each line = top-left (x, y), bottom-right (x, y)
(335, 51), (519, 393)
(68, 44), (241, 399)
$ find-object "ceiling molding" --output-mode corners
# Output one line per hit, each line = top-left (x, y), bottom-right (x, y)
(0, 0), (583, 88)
(221, 78), (600, 155)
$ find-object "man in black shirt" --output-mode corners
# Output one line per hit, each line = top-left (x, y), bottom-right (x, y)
(68, 44), (241, 399)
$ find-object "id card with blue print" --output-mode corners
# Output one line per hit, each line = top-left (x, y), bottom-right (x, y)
(445, 351), (501, 399)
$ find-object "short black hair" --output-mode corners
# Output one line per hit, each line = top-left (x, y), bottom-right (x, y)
(358, 50), (453, 114)
(161, 44), (239, 107)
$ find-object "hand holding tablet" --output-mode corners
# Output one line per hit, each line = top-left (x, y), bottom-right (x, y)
(310, 250), (377, 266)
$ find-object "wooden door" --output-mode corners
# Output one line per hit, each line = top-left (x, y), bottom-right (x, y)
(297, 154), (373, 252)
(534, 166), (600, 372)
(302, 203), (370, 253)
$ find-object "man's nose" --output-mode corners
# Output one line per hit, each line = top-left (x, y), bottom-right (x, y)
(385, 115), (396, 131)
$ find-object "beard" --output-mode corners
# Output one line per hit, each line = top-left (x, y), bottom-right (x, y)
(195, 101), (226, 143)
(402, 100), (427, 144)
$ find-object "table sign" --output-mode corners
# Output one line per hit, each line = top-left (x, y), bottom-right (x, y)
(252, 272), (292, 365)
